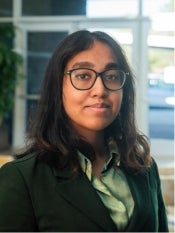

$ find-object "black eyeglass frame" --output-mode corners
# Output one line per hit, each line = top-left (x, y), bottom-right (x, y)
(65, 68), (129, 91)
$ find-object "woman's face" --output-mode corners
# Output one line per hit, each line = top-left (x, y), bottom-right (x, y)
(62, 41), (123, 136)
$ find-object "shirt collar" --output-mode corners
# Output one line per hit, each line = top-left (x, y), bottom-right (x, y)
(78, 138), (120, 179)
(107, 138), (120, 167)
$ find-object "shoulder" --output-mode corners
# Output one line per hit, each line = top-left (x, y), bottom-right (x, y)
(0, 154), (38, 202)
(0, 153), (37, 173)
(0, 153), (35, 184)
(148, 158), (160, 177)
(0, 152), (58, 200)
(123, 158), (161, 187)
(134, 158), (160, 178)
(144, 158), (161, 190)
(0, 152), (52, 182)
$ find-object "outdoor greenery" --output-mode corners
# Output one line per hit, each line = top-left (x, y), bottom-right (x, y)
(0, 24), (22, 121)
(149, 47), (174, 73)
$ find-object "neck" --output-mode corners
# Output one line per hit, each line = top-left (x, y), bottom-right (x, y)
(74, 128), (109, 177)
(71, 125), (108, 157)
(79, 130), (106, 154)
(83, 131), (109, 160)
(92, 144), (109, 177)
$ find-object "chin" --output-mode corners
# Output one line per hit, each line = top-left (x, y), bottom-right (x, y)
(88, 122), (112, 131)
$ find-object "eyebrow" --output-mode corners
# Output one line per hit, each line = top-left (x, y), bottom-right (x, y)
(104, 62), (119, 70)
(72, 62), (95, 69)
(71, 62), (119, 70)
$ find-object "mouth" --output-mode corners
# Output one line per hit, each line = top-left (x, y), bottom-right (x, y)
(86, 103), (110, 112)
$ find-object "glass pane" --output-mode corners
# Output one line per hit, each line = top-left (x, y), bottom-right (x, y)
(27, 31), (68, 94)
(143, 0), (174, 16)
(0, 0), (13, 17)
(145, 0), (175, 140)
(149, 109), (174, 140)
(27, 56), (49, 94)
(148, 46), (174, 139)
(87, 0), (138, 17)
(22, 0), (86, 16)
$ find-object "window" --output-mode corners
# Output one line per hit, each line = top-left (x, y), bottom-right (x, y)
(87, 0), (138, 17)
(26, 31), (68, 125)
(22, 0), (86, 16)
(0, 0), (13, 17)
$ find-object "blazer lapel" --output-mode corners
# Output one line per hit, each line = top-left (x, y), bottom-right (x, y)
(53, 169), (117, 232)
(124, 169), (150, 232)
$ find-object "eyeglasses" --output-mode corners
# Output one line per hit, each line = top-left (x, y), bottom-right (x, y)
(65, 68), (128, 91)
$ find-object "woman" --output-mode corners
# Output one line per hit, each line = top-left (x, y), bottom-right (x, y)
(0, 30), (168, 232)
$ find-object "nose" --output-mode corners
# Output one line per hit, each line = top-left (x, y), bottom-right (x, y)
(91, 76), (108, 97)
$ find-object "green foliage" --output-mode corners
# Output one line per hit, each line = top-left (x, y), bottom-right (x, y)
(149, 47), (174, 73)
(0, 24), (22, 116)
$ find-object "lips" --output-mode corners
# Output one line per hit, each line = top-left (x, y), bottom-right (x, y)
(86, 103), (110, 112)
(88, 103), (110, 108)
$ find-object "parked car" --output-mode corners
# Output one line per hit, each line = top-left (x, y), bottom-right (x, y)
(148, 73), (174, 109)
(148, 73), (174, 139)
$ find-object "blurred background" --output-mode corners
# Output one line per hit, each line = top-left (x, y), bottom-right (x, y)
(0, 0), (174, 231)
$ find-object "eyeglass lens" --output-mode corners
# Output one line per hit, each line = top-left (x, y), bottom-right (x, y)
(70, 68), (126, 91)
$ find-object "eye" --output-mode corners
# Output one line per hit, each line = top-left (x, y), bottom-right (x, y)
(105, 74), (119, 81)
(75, 73), (90, 80)
(72, 69), (92, 80)
(103, 70), (122, 83)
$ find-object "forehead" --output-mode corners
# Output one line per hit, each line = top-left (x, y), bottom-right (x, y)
(66, 41), (118, 70)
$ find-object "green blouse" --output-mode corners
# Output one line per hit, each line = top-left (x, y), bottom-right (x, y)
(78, 140), (134, 231)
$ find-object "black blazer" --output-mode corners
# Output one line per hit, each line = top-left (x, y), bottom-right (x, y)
(0, 153), (168, 232)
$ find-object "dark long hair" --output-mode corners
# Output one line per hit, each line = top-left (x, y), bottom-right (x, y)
(19, 30), (151, 173)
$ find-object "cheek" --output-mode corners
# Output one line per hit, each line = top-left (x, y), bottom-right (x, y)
(62, 80), (85, 115)
(63, 94), (78, 113)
